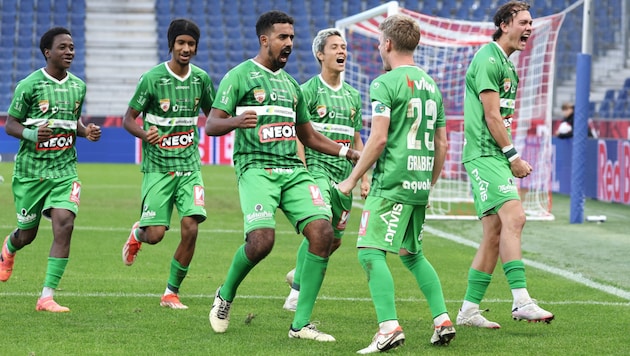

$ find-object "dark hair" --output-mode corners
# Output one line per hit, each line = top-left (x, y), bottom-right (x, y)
(167, 18), (201, 52)
(492, 1), (530, 41)
(255, 10), (294, 38)
(40, 27), (71, 58)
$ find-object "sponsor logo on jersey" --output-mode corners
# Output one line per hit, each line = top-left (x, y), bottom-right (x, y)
(246, 203), (273, 223)
(249, 71), (262, 79)
(159, 130), (195, 149)
(470, 168), (489, 202)
(502, 115), (513, 128)
(407, 75), (436, 93)
(407, 155), (434, 171)
(503, 78), (511, 92)
(74, 101), (81, 115)
(70, 181), (81, 204)
(259, 123), (296, 142)
(350, 108), (356, 122)
(308, 184), (326, 207)
(336, 210), (350, 230)
(254, 89), (266, 103)
(358, 210), (370, 236)
(498, 177), (517, 194)
(194, 185), (205, 206)
(160, 99), (170, 112)
(159, 77), (172, 85)
(141, 204), (156, 219)
(37, 133), (74, 151)
(380, 203), (403, 245)
(17, 208), (37, 224)
(402, 179), (432, 193)
(39, 100), (49, 113)
(317, 105), (327, 118)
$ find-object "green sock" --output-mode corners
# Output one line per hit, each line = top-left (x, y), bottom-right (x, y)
(357, 248), (397, 323)
(43, 257), (69, 289)
(6, 230), (18, 254)
(167, 258), (189, 293)
(291, 252), (328, 330)
(292, 238), (309, 291)
(400, 253), (447, 318)
(464, 268), (493, 304)
(503, 260), (527, 289)
(221, 244), (255, 301)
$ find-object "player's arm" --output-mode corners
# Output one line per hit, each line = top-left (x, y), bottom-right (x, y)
(123, 107), (159, 145)
(204, 108), (257, 136)
(353, 131), (370, 198)
(76, 118), (101, 142)
(296, 122), (359, 162)
(5, 115), (52, 143)
(338, 114), (389, 195)
(480, 90), (531, 178)
(296, 138), (306, 166)
(432, 126), (447, 186)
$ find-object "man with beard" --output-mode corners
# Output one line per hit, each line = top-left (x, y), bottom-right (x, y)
(205, 10), (359, 341)
(121, 18), (215, 310)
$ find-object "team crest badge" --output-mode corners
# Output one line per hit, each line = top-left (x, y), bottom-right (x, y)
(503, 78), (511, 93)
(350, 108), (356, 121)
(316, 105), (327, 118)
(39, 100), (49, 113)
(160, 99), (170, 112)
(254, 89), (266, 103)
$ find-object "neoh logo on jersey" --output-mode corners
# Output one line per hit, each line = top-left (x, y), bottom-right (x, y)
(254, 89), (266, 103)
(70, 181), (81, 204)
(160, 99), (170, 112)
(37, 133), (74, 151)
(259, 123), (296, 142)
(39, 100), (49, 113)
(160, 130), (195, 149)
(317, 105), (327, 118)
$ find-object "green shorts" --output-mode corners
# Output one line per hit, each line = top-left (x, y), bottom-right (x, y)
(12, 175), (81, 229)
(464, 155), (520, 218)
(139, 171), (206, 228)
(356, 196), (426, 254)
(312, 172), (353, 239)
(238, 168), (331, 236)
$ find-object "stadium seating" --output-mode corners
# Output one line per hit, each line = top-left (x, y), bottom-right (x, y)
(0, 0), (626, 120)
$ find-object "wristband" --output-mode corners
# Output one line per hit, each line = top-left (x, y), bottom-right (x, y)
(502, 144), (519, 162)
(22, 127), (38, 142)
(338, 145), (349, 158)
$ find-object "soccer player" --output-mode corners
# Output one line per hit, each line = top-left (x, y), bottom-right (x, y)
(457, 1), (554, 328)
(121, 18), (215, 309)
(338, 14), (454, 353)
(205, 11), (359, 341)
(282, 28), (370, 312)
(0, 27), (101, 312)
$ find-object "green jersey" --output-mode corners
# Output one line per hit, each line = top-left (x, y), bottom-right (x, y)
(300, 75), (362, 182)
(129, 62), (215, 173)
(212, 59), (310, 177)
(8, 69), (86, 178)
(369, 65), (446, 205)
(462, 42), (518, 162)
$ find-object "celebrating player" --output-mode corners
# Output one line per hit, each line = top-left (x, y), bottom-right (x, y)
(205, 10), (359, 341)
(282, 27), (369, 312)
(457, 1), (554, 328)
(121, 18), (215, 309)
(0, 27), (101, 312)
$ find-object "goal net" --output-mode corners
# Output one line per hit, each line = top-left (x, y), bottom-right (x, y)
(337, 2), (564, 220)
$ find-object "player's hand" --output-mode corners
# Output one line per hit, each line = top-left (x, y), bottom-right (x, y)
(346, 148), (360, 165)
(510, 157), (533, 178)
(145, 125), (160, 145)
(86, 123), (101, 142)
(235, 110), (258, 129)
(337, 178), (355, 196)
(360, 179), (370, 199)
(37, 122), (53, 142)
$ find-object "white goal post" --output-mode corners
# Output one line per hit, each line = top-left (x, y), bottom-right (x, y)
(336, 1), (563, 220)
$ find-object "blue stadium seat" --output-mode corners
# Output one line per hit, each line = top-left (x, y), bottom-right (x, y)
(624, 78), (630, 90)
(598, 100), (613, 119)
(603, 89), (616, 101)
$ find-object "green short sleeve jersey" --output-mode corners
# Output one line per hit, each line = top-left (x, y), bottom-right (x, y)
(7, 69), (86, 178)
(369, 65), (446, 205)
(212, 59), (309, 176)
(129, 62), (215, 173)
(462, 42), (518, 162)
(300, 75), (362, 182)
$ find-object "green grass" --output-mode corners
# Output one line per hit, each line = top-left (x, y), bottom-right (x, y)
(0, 163), (629, 355)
